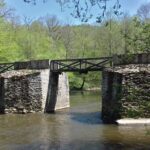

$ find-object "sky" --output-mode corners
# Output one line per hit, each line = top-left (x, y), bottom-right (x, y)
(5, 0), (150, 24)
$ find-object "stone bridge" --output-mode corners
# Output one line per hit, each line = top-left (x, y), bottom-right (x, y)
(0, 53), (150, 123)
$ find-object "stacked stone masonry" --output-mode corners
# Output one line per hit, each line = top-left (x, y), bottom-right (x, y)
(102, 64), (150, 123)
(0, 60), (70, 114)
(0, 70), (42, 114)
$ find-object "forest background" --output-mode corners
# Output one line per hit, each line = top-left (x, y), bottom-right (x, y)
(0, 0), (150, 90)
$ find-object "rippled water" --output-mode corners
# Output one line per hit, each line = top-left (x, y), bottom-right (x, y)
(0, 91), (150, 150)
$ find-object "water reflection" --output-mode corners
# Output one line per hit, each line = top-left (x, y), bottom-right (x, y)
(0, 91), (150, 150)
(71, 111), (102, 124)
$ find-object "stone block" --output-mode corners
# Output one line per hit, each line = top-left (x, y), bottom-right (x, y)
(0, 69), (70, 114)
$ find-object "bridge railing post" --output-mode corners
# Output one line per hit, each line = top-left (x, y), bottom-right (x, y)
(50, 61), (59, 72)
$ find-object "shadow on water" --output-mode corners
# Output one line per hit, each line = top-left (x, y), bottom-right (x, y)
(70, 111), (102, 124)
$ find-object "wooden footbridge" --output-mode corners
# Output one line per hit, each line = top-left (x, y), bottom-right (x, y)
(50, 57), (112, 73)
(0, 57), (112, 74)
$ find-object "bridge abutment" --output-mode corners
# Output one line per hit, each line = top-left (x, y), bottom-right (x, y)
(0, 60), (70, 114)
(102, 53), (150, 124)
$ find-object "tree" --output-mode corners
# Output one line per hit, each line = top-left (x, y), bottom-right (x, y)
(0, 0), (13, 19)
(132, 21), (150, 53)
(18, 16), (35, 60)
(120, 14), (133, 54)
(137, 2), (150, 21)
(61, 25), (74, 58)
(74, 25), (91, 57)
(120, 3), (150, 54)
(44, 15), (61, 42)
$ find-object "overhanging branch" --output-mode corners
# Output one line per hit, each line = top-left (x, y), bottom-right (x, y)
(23, 0), (122, 22)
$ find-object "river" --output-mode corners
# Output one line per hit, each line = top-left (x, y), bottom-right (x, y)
(0, 91), (150, 150)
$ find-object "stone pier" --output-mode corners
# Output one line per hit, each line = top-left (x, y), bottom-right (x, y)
(45, 72), (70, 112)
(102, 53), (150, 124)
(0, 60), (70, 114)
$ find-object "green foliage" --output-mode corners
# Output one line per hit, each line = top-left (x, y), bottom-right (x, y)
(68, 72), (101, 90)
(68, 73), (84, 90)
(123, 17), (150, 53)
(0, 1), (150, 89)
(126, 109), (141, 118)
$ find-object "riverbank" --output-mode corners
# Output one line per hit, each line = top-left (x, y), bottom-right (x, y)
(70, 87), (101, 92)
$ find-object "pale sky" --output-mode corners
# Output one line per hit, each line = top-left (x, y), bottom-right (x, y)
(5, 0), (150, 24)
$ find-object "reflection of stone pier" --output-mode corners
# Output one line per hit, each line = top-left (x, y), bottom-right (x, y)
(0, 60), (70, 114)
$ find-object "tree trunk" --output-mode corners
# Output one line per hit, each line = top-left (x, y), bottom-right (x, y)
(79, 76), (86, 90)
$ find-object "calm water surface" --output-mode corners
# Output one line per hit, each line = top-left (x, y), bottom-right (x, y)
(0, 91), (150, 150)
